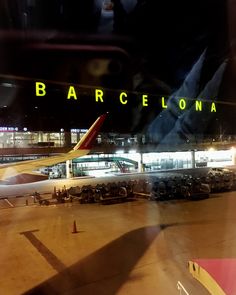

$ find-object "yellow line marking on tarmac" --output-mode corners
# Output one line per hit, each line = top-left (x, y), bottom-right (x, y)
(4, 199), (14, 207)
(177, 281), (190, 295)
(20, 229), (66, 272)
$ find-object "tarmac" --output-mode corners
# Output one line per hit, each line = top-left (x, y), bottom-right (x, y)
(1, 191), (236, 294)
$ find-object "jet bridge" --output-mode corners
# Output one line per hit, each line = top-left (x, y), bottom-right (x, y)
(72, 156), (138, 173)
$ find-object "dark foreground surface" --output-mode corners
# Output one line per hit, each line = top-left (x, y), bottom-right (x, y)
(1, 191), (236, 294)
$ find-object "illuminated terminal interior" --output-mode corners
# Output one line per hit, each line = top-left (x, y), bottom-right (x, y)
(0, 127), (235, 178)
(73, 149), (234, 177)
(0, 126), (235, 148)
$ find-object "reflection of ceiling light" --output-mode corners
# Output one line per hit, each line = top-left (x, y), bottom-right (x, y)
(208, 147), (215, 152)
(129, 150), (137, 154)
(116, 150), (124, 154)
(1, 82), (13, 87)
(87, 59), (109, 77)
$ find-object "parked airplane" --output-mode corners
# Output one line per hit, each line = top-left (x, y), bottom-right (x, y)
(0, 113), (107, 185)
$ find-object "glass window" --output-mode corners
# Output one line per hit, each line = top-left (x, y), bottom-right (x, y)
(1, 2), (235, 295)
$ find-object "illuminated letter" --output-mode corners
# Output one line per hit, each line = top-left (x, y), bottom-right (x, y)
(67, 86), (77, 100)
(211, 102), (216, 112)
(162, 96), (167, 108)
(36, 82), (46, 96)
(120, 92), (128, 105)
(195, 100), (202, 111)
(95, 89), (104, 102)
(179, 98), (186, 110)
(142, 94), (148, 107)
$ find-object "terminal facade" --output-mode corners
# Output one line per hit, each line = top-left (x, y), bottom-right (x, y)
(0, 128), (235, 178)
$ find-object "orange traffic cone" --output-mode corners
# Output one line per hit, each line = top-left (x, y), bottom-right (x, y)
(72, 220), (78, 234)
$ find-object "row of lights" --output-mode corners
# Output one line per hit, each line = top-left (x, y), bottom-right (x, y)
(0, 127), (28, 132)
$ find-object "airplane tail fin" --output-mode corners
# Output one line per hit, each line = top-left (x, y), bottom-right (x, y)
(71, 113), (108, 151)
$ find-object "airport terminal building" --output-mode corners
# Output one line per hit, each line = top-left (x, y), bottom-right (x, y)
(0, 127), (235, 178)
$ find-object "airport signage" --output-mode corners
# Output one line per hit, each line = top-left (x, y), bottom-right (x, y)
(0, 127), (18, 132)
(35, 82), (217, 113)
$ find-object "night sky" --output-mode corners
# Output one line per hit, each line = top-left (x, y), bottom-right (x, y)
(0, 0), (234, 140)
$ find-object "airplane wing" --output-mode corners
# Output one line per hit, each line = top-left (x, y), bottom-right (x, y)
(0, 113), (107, 180)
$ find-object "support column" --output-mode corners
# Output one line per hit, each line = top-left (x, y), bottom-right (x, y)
(66, 160), (73, 179)
(191, 150), (196, 169)
(64, 131), (71, 148)
(138, 152), (145, 172)
(232, 148), (236, 165)
(38, 131), (43, 142)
